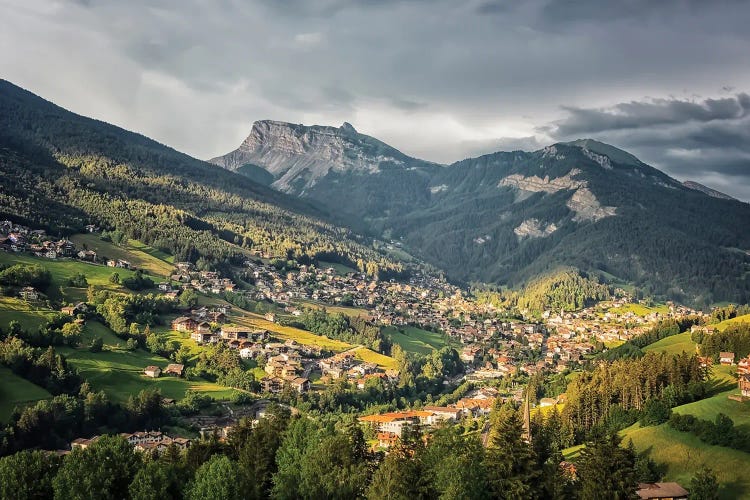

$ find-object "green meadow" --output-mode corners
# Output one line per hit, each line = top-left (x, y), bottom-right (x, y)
(0, 297), (58, 330)
(0, 367), (52, 423)
(381, 325), (451, 355)
(0, 251), (159, 302)
(70, 234), (174, 278)
(643, 331), (697, 356)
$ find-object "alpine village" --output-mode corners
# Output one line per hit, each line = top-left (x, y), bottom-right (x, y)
(2, 5), (750, 498)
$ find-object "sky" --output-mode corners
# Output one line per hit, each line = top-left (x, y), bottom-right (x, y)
(2, 0), (750, 200)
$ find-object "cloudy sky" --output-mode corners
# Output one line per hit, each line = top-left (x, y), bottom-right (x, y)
(2, 0), (750, 199)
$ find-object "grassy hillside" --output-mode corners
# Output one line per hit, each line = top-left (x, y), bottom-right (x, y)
(716, 313), (750, 332)
(0, 297), (58, 330)
(0, 252), (157, 302)
(0, 367), (52, 423)
(70, 234), (174, 278)
(643, 331), (697, 356)
(622, 423), (750, 499)
(611, 302), (670, 317)
(57, 345), (236, 402)
(381, 325), (451, 355)
(353, 346), (399, 370)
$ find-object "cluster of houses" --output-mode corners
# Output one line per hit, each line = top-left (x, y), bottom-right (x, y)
(143, 363), (185, 378)
(359, 386), (501, 449)
(0, 220), (105, 264)
(70, 431), (191, 454)
(168, 262), (237, 295)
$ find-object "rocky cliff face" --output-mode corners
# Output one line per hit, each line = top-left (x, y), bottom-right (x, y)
(209, 120), (436, 194)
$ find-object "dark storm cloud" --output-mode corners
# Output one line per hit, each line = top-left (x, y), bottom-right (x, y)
(2, 0), (750, 197)
(549, 94), (750, 136)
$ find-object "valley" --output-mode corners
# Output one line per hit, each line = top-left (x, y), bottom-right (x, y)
(1, 79), (750, 498)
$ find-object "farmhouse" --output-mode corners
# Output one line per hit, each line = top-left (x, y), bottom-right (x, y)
(144, 366), (161, 378)
(71, 436), (100, 450)
(77, 250), (97, 261)
(164, 364), (184, 377)
(740, 374), (750, 398)
(19, 287), (39, 301)
(720, 352), (735, 365)
(221, 326), (268, 342)
(172, 316), (197, 332)
(738, 355), (750, 375)
(262, 377), (284, 393)
(290, 377), (311, 393)
(636, 482), (688, 500)
(191, 331), (216, 344)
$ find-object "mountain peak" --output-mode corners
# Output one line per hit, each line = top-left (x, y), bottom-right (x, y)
(209, 119), (436, 195)
(564, 138), (642, 167)
(339, 122), (357, 134)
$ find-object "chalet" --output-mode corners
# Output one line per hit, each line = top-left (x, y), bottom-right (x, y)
(196, 321), (212, 334)
(77, 250), (97, 261)
(191, 331), (215, 344)
(71, 436), (100, 450)
(738, 355), (750, 375)
(290, 377), (310, 393)
(264, 313), (276, 323)
(171, 317), (197, 332)
(19, 287), (39, 301)
(144, 366), (161, 378)
(740, 374), (750, 398)
(239, 345), (262, 359)
(164, 364), (184, 377)
(208, 312), (227, 324)
(376, 431), (399, 449)
(221, 326), (268, 342)
(636, 482), (688, 500)
(157, 282), (172, 292)
(84, 224), (99, 233)
(720, 352), (735, 365)
(262, 377), (284, 393)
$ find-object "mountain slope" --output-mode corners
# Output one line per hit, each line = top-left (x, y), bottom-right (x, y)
(0, 80), (406, 278)
(209, 120), (440, 228)
(214, 123), (750, 305)
(682, 181), (736, 201)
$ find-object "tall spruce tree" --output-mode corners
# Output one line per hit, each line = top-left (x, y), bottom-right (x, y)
(484, 404), (540, 499)
(576, 432), (638, 499)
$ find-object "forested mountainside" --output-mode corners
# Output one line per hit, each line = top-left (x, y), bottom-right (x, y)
(0, 80), (405, 278)
(215, 123), (750, 306)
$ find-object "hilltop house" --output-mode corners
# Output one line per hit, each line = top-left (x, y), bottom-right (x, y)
(144, 366), (161, 378)
(720, 352), (735, 365)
